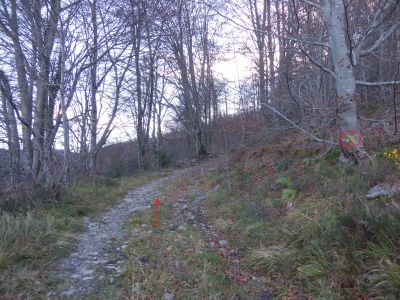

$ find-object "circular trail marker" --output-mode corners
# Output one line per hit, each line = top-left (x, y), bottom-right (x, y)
(340, 129), (363, 148)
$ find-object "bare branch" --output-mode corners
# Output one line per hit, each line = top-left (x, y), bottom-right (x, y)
(359, 23), (399, 57)
(300, 0), (323, 10)
(354, 0), (400, 57)
(356, 80), (400, 86)
(260, 102), (338, 145)
(300, 49), (338, 79)
(198, 0), (329, 48)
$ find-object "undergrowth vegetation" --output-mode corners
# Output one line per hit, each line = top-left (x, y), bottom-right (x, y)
(202, 133), (400, 299)
(0, 172), (161, 298)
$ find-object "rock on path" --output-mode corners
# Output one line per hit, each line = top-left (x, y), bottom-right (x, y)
(48, 169), (191, 299)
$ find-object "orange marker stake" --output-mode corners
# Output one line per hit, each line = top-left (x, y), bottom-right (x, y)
(154, 196), (160, 227)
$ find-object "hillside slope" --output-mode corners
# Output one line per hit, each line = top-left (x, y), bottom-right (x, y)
(197, 131), (400, 299)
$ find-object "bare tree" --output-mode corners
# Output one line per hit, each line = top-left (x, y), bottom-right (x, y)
(0, 70), (20, 183)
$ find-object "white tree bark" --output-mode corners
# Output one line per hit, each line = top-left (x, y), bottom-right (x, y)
(323, 0), (365, 159)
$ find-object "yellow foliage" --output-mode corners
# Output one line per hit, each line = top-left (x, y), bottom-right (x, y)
(384, 148), (400, 166)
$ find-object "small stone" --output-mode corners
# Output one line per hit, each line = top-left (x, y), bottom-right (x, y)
(169, 224), (179, 231)
(88, 251), (98, 256)
(367, 184), (391, 199)
(93, 259), (108, 265)
(61, 289), (76, 296)
(82, 269), (94, 276)
(164, 292), (174, 300)
(259, 290), (272, 300)
(109, 277), (115, 284)
(132, 282), (140, 293)
(139, 256), (150, 264)
(177, 225), (186, 231)
(83, 276), (95, 281)
(209, 241), (215, 247)
(182, 204), (188, 210)
(219, 240), (228, 247)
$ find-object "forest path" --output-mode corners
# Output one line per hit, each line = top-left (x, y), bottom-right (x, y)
(47, 162), (213, 299)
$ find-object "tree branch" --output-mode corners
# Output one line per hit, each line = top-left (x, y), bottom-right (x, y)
(356, 80), (400, 86)
(260, 102), (338, 145)
(354, 0), (400, 58)
(359, 23), (399, 57)
(300, 49), (338, 79)
(199, 0), (329, 48)
(301, 0), (323, 10)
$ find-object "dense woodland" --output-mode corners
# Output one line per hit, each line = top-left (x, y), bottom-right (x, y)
(1, 1), (400, 299)
(0, 0), (399, 192)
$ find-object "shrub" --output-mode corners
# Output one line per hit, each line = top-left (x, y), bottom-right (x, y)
(275, 159), (291, 171)
(0, 182), (50, 214)
(282, 188), (298, 201)
(158, 152), (171, 168)
(324, 148), (341, 163)
(277, 177), (293, 188)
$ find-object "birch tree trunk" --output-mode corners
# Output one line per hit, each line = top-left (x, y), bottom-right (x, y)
(89, 0), (98, 175)
(267, 0), (275, 95)
(60, 25), (70, 185)
(32, 0), (61, 181)
(248, 0), (268, 116)
(134, 18), (145, 168)
(323, 0), (365, 160)
(9, 0), (33, 173)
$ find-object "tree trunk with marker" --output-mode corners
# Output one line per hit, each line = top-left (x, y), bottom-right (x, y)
(323, 0), (365, 161)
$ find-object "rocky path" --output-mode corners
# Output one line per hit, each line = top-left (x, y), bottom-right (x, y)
(48, 166), (198, 299)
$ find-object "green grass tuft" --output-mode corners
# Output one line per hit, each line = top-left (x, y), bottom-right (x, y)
(281, 188), (298, 201)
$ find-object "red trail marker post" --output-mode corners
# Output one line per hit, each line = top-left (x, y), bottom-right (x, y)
(154, 196), (160, 227)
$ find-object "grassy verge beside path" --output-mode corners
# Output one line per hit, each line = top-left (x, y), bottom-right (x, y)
(0, 172), (165, 299)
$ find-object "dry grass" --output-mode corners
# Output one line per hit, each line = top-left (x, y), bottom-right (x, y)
(93, 174), (266, 299)
(0, 171), (164, 298)
(200, 132), (400, 299)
